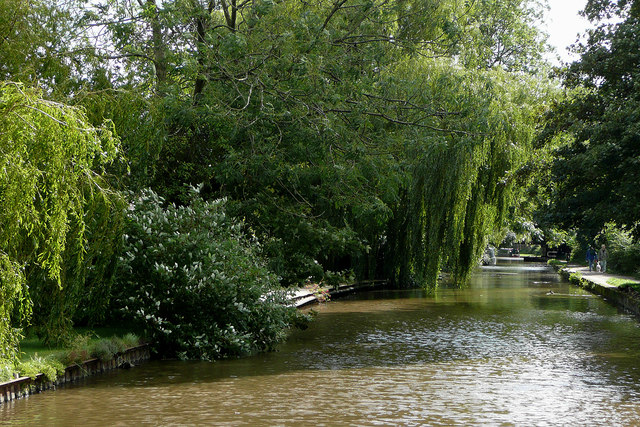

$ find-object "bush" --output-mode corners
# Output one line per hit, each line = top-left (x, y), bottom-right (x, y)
(0, 363), (14, 382)
(547, 259), (564, 268)
(58, 334), (91, 366)
(112, 188), (304, 360)
(121, 333), (140, 348)
(17, 356), (64, 382)
(90, 339), (120, 362)
(599, 225), (640, 276)
(87, 335), (133, 362)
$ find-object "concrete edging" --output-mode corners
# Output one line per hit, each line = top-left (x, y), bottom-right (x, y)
(555, 265), (640, 317)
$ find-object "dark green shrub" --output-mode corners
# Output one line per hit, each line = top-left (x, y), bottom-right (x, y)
(112, 337), (127, 353)
(121, 333), (140, 348)
(90, 339), (120, 362)
(112, 188), (304, 360)
(58, 334), (91, 366)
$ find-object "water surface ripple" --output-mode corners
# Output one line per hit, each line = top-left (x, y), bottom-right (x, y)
(3, 262), (640, 425)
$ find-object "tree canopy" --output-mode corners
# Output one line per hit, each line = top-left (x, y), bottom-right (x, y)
(542, 0), (640, 241)
(0, 0), (559, 360)
(76, 0), (554, 285)
(0, 82), (120, 359)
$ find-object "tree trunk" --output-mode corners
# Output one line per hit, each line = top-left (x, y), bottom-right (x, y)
(146, 0), (167, 92)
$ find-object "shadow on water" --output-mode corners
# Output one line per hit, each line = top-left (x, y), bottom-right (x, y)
(4, 260), (640, 426)
(57, 262), (639, 391)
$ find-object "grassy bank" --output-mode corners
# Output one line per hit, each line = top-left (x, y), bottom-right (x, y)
(1, 330), (143, 383)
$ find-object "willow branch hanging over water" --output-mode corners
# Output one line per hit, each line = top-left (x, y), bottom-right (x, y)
(383, 61), (554, 288)
(0, 83), (121, 359)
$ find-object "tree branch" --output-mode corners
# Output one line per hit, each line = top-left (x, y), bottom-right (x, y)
(320, 0), (350, 32)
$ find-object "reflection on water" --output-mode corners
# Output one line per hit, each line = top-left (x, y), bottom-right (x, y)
(3, 262), (640, 425)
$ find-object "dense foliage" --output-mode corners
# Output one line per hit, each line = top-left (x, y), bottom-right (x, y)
(599, 225), (640, 275)
(0, 83), (120, 359)
(0, 0), (561, 362)
(384, 64), (551, 285)
(81, 0), (553, 287)
(543, 0), (640, 242)
(113, 189), (301, 359)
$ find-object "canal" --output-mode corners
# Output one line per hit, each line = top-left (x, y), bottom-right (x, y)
(3, 261), (640, 425)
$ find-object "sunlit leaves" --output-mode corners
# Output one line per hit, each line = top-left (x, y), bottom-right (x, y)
(113, 188), (298, 359)
(0, 82), (120, 357)
(385, 60), (552, 286)
(546, 0), (640, 240)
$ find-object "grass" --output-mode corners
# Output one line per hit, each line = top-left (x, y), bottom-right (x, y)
(0, 327), (144, 383)
(607, 278), (640, 289)
(20, 336), (61, 360)
(20, 326), (141, 361)
(547, 259), (566, 267)
(0, 328), (140, 382)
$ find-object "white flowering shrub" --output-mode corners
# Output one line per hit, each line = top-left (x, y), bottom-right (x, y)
(113, 188), (302, 360)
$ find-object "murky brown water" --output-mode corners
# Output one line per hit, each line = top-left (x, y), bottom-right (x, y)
(3, 261), (640, 426)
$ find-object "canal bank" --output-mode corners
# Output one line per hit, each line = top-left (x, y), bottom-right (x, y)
(553, 263), (640, 317)
(290, 280), (387, 307)
(0, 280), (385, 406)
(5, 266), (639, 417)
(0, 344), (150, 405)
(6, 262), (640, 425)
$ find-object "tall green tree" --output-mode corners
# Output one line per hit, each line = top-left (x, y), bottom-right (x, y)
(384, 61), (555, 286)
(0, 0), (99, 96)
(458, 0), (550, 72)
(84, 0), (554, 286)
(544, 0), (640, 241)
(0, 83), (120, 356)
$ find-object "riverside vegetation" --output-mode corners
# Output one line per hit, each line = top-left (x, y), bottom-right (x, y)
(0, 333), (141, 383)
(1, 0), (639, 376)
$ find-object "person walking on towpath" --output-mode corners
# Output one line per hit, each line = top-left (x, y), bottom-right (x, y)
(586, 246), (597, 271)
(598, 244), (609, 273)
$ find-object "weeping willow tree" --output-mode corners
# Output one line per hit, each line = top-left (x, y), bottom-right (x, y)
(0, 82), (120, 360)
(56, 0), (554, 291)
(384, 61), (553, 287)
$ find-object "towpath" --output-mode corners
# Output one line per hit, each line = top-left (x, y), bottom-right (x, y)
(555, 263), (640, 317)
(561, 265), (639, 288)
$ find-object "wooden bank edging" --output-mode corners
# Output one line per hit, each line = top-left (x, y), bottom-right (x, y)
(0, 343), (150, 405)
(1, 280), (383, 405)
(291, 280), (387, 308)
(555, 266), (640, 317)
